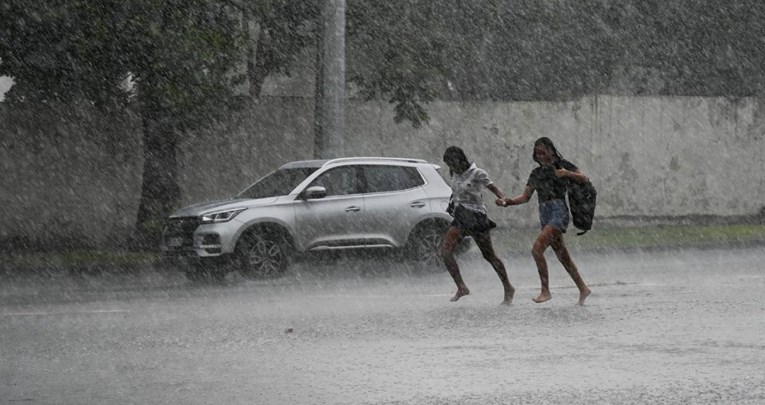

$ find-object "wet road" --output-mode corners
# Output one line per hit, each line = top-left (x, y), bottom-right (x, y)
(2, 247), (764, 404)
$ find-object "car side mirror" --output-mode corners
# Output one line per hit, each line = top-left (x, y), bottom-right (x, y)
(300, 186), (327, 200)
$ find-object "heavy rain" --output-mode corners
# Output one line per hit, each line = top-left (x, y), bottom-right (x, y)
(2, 1), (765, 404)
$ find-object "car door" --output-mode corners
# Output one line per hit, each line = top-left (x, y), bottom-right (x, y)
(293, 165), (366, 250)
(360, 164), (429, 247)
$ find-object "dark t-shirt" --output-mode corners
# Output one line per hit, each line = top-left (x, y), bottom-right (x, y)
(527, 159), (578, 203)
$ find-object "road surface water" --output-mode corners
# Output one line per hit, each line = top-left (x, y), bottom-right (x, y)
(2, 247), (764, 404)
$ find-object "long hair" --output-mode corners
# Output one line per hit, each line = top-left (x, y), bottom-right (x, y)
(532, 137), (564, 165)
(443, 146), (471, 176)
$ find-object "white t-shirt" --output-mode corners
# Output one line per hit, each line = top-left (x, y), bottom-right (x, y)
(450, 163), (493, 213)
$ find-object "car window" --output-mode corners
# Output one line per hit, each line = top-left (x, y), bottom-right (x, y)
(363, 165), (424, 193)
(236, 167), (318, 199)
(309, 166), (362, 196)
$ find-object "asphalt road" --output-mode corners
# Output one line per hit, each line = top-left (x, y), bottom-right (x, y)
(2, 246), (764, 404)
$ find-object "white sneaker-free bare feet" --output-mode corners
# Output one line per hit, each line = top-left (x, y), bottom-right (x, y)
(450, 288), (470, 302)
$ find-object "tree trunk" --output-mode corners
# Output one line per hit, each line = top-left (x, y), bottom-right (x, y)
(130, 112), (181, 251)
(250, 33), (271, 99)
(243, 9), (264, 99)
(313, 0), (346, 159)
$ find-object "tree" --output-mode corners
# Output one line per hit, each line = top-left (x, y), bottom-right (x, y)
(346, 0), (453, 127)
(240, 0), (319, 97)
(600, 0), (765, 96)
(344, 0), (618, 122)
(1, 0), (247, 249)
(0, 0), (131, 107)
(119, 0), (246, 249)
(6, 0), (764, 251)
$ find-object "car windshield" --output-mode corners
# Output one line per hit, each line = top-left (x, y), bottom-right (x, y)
(236, 167), (318, 199)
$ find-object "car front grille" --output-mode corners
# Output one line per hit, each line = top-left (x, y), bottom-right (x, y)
(164, 216), (200, 248)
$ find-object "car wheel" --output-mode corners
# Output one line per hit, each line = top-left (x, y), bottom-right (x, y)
(237, 230), (289, 279)
(407, 222), (448, 269)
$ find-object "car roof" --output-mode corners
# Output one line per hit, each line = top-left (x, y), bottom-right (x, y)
(279, 160), (329, 169)
(279, 157), (431, 170)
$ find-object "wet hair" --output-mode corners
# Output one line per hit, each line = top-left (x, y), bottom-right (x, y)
(443, 146), (471, 176)
(532, 137), (564, 165)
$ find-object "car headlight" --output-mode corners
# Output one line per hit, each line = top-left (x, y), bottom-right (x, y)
(200, 208), (246, 224)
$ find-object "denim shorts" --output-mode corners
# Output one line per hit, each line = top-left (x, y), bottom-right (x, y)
(539, 199), (569, 233)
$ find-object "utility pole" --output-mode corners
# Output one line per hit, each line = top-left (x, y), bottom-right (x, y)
(313, 0), (346, 159)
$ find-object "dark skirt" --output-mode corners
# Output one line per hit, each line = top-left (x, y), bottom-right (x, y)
(451, 205), (497, 236)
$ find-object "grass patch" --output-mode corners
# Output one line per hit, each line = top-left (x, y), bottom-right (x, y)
(0, 250), (160, 272)
(2, 224), (764, 272)
(492, 224), (765, 254)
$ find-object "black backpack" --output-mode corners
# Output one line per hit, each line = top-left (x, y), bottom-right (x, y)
(567, 179), (597, 235)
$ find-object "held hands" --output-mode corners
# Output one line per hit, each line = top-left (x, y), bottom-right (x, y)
(495, 197), (510, 207)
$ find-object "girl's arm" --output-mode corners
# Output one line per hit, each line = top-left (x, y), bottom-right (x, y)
(500, 185), (534, 206)
(555, 168), (589, 184)
(487, 184), (506, 204)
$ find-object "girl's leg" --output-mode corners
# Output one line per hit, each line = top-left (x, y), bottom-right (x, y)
(550, 235), (591, 305)
(531, 225), (560, 303)
(474, 232), (515, 305)
(442, 226), (469, 301)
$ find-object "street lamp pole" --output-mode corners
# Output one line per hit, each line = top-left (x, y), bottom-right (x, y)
(313, 0), (346, 159)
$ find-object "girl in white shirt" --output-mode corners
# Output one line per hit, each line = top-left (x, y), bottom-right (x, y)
(442, 146), (515, 305)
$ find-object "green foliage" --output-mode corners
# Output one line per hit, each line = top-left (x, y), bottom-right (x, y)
(0, 0), (254, 249)
(345, 0), (619, 124)
(116, 0), (245, 126)
(0, 0), (246, 122)
(4, 0), (765, 126)
(0, 0), (132, 108)
(346, 0), (765, 122)
(347, 1), (451, 126)
(243, 0), (319, 93)
(609, 0), (765, 96)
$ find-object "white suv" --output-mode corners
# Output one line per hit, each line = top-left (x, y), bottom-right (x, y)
(161, 157), (464, 281)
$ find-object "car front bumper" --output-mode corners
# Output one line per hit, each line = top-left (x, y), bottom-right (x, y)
(161, 217), (241, 258)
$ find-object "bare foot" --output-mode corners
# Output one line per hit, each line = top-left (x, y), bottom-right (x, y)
(577, 288), (591, 305)
(532, 290), (552, 303)
(501, 286), (515, 305)
(449, 288), (470, 302)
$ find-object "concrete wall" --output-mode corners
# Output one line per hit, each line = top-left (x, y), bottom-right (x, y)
(339, 96), (765, 227)
(0, 104), (143, 248)
(1, 96), (763, 247)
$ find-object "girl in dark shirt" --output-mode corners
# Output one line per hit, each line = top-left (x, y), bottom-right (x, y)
(498, 137), (591, 305)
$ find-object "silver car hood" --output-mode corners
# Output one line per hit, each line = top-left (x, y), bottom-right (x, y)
(170, 197), (278, 218)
